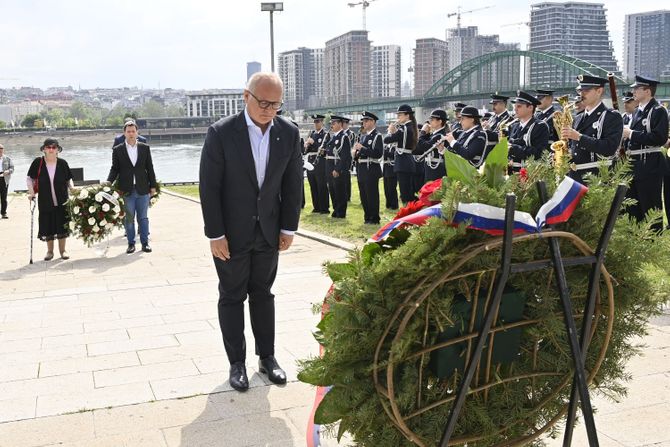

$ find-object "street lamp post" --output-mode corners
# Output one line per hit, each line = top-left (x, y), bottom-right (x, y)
(260, 2), (283, 72)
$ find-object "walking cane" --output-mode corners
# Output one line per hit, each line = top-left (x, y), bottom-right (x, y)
(29, 198), (36, 264)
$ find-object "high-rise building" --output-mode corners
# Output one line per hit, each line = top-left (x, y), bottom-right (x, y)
(277, 47), (324, 110)
(246, 62), (261, 81)
(444, 27), (520, 94)
(371, 45), (402, 98)
(413, 38), (449, 96)
(186, 90), (245, 118)
(324, 31), (371, 104)
(529, 2), (618, 86)
(623, 10), (670, 81)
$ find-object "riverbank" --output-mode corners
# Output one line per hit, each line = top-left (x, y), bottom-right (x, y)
(0, 128), (210, 146)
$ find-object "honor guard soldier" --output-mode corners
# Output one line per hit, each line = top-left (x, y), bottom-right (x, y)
(484, 93), (512, 158)
(560, 75), (623, 184)
(535, 89), (559, 144)
(384, 104), (418, 205)
(342, 117), (355, 202)
(325, 116), (352, 218)
(382, 140), (399, 210)
(444, 106), (488, 167)
(451, 102), (467, 137)
(507, 91), (550, 172)
(622, 91), (637, 126)
(304, 114), (330, 214)
(353, 111), (383, 224)
(414, 109), (449, 181)
(622, 75), (669, 231)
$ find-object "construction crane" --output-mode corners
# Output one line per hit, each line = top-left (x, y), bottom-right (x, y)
(447, 5), (494, 31)
(348, 0), (377, 31)
(501, 21), (530, 28)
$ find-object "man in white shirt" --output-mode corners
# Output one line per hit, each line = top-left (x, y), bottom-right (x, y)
(0, 144), (14, 218)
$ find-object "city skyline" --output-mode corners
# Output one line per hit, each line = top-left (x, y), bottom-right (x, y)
(0, 0), (658, 91)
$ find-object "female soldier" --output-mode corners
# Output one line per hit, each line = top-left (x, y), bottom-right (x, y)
(414, 109), (449, 182)
(444, 106), (488, 167)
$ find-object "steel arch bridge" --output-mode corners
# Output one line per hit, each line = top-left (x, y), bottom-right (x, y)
(304, 50), (631, 117)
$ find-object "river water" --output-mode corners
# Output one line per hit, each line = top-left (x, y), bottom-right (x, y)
(4, 140), (205, 192)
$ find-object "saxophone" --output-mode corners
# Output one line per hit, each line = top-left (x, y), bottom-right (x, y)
(551, 95), (575, 169)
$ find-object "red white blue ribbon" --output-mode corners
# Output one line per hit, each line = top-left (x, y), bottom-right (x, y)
(369, 177), (588, 242)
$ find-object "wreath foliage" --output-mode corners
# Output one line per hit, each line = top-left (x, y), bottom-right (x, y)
(66, 184), (125, 246)
(298, 155), (670, 446)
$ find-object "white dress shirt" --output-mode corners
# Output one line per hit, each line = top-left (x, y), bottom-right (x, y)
(125, 141), (138, 187)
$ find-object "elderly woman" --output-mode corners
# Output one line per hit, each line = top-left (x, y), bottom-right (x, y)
(27, 138), (74, 261)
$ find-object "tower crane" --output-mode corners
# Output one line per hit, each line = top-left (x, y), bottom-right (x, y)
(347, 0), (377, 31)
(447, 5), (494, 31)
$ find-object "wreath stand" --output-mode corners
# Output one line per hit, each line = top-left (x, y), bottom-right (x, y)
(372, 181), (628, 447)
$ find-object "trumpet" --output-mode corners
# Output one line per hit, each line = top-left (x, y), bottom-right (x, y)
(497, 117), (518, 137)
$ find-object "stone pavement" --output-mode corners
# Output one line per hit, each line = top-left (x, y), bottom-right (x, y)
(0, 191), (668, 447)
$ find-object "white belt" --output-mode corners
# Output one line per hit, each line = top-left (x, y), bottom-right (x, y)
(396, 148), (413, 154)
(510, 162), (523, 168)
(357, 158), (381, 164)
(382, 160), (394, 165)
(425, 156), (444, 165)
(325, 156), (338, 160)
(628, 147), (663, 156)
(573, 159), (613, 171)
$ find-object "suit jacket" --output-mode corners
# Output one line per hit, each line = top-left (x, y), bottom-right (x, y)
(112, 134), (147, 147)
(508, 117), (550, 164)
(107, 142), (157, 195)
(1, 155), (14, 185)
(199, 111), (302, 253)
(355, 128), (383, 181)
(450, 126), (488, 167)
(535, 105), (559, 142)
(383, 122), (416, 173)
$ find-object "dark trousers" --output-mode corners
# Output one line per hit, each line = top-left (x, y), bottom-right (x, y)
(627, 174), (664, 231)
(328, 173), (347, 217)
(397, 172), (416, 204)
(412, 172), (425, 195)
(384, 175), (398, 210)
(358, 176), (381, 224)
(314, 161), (329, 212)
(343, 170), (352, 202)
(306, 168), (319, 211)
(0, 177), (7, 216)
(664, 175), (670, 228)
(214, 225), (278, 364)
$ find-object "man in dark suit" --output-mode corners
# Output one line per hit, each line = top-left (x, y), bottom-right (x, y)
(199, 72), (303, 392)
(107, 120), (157, 254)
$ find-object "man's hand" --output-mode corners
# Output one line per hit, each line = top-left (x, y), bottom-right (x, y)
(332, 170), (339, 178)
(561, 126), (580, 141)
(278, 233), (294, 252)
(28, 193), (35, 201)
(150, 188), (157, 196)
(353, 142), (363, 151)
(622, 127), (632, 139)
(210, 238), (230, 261)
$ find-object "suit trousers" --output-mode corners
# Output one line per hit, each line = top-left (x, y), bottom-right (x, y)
(397, 172), (416, 204)
(627, 174), (663, 232)
(0, 177), (7, 215)
(328, 172), (347, 218)
(214, 224), (279, 364)
(314, 160), (329, 212)
(358, 176), (380, 224)
(306, 168), (320, 211)
(383, 174), (398, 210)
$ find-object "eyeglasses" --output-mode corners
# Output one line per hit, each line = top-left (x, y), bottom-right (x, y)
(247, 90), (283, 110)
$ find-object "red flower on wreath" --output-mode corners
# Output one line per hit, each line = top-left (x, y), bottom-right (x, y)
(519, 168), (528, 182)
(394, 179), (443, 219)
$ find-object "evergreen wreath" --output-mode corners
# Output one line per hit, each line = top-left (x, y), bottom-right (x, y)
(298, 141), (670, 447)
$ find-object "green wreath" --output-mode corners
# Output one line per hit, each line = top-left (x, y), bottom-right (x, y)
(298, 149), (670, 446)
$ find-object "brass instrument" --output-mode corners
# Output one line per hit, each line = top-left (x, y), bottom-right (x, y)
(551, 96), (575, 169)
(497, 117), (518, 139)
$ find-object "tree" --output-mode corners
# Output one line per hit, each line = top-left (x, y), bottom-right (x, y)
(0, 120), (6, 129)
(68, 101), (91, 120)
(138, 100), (166, 118)
(166, 104), (185, 117)
(21, 113), (42, 128)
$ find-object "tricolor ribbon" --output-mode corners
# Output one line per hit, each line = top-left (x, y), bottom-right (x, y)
(369, 176), (588, 242)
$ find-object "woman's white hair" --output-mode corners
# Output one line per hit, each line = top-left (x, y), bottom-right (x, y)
(246, 72), (283, 93)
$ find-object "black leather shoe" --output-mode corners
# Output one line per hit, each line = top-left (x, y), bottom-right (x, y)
(1, 214), (7, 219)
(229, 362), (249, 391)
(126, 244), (136, 254)
(141, 244), (152, 253)
(258, 356), (287, 384)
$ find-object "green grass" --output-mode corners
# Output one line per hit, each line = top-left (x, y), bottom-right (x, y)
(167, 180), (398, 243)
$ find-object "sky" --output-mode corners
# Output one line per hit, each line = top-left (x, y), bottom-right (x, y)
(0, 0), (660, 91)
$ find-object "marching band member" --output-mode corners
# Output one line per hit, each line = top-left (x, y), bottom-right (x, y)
(384, 104), (418, 205)
(507, 91), (550, 172)
(560, 75), (623, 184)
(324, 115), (352, 219)
(304, 114), (330, 214)
(414, 109), (449, 181)
(484, 93), (512, 158)
(535, 89), (559, 144)
(451, 102), (467, 138)
(622, 75), (669, 231)
(382, 141), (398, 210)
(444, 106), (488, 167)
(342, 117), (355, 202)
(353, 111), (383, 225)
